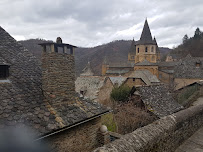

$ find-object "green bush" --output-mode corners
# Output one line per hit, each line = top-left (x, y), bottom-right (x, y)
(110, 85), (131, 102)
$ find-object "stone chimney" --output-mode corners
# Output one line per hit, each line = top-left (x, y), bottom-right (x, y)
(39, 38), (77, 105)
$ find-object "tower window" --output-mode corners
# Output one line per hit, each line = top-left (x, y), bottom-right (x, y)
(145, 47), (148, 52)
(151, 46), (154, 52)
(137, 48), (139, 53)
(0, 65), (9, 79)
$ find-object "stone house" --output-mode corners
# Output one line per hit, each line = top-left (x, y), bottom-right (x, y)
(124, 70), (160, 87)
(174, 55), (203, 90)
(0, 26), (110, 152)
(133, 84), (183, 118)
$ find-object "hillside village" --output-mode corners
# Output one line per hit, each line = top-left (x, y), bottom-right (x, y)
(1, 16), (203, 152)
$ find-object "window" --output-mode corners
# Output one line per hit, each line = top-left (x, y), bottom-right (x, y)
(137, 48), (139, 53)
(0, 65), (9, 79)
(133, 78), (135, 82)
(145, 47), (148, 52)
(151, 46), (154, 52)
(196, 62), (201, 68)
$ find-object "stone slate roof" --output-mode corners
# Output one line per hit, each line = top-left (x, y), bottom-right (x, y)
(129, 39), (136, 53)
(75, 76), (106, 101)
(137, 85), (183, 117)
(158, 61), (179, 67)
(136, 19), (157, 45)
(108, 62), (134, 68)
(109, 77), (127, 87)
(0, 26), (109, 137)
(159, 69), (174, 74)
(0, 55), (9, 65)
(106, 69), (130, 75)
(135, 59), (158, 66)
(174, 56), (203, 78)
(128, 70), (160, 85)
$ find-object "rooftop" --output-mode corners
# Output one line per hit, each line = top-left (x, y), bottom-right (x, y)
(137, 84), (183, 117)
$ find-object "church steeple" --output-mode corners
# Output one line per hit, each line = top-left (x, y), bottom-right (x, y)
(140, 19), (153, 43)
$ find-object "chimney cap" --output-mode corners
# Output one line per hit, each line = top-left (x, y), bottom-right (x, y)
(56, 37), (62, 44)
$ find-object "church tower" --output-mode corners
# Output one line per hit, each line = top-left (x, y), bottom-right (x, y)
(128, 19), (160, 64)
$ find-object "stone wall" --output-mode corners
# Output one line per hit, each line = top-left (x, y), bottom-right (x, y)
(42, 52), (75, 105)
(47, 117), (102, 152)
(93, 104), (203, 152)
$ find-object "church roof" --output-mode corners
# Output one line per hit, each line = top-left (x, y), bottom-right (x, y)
(136, 19), (157, 45)
(135, 59), (158, 66)
(129, 38), (136, 53)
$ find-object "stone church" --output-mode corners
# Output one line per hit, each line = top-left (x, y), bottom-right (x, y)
(102, 19), (160, 77)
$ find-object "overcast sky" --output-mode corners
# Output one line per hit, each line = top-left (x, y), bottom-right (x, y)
(0, 0), (203, 48)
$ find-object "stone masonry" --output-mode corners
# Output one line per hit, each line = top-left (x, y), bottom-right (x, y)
(42, 52), (75, 105)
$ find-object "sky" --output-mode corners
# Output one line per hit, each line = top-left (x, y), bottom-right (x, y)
(0, 0), (203, 48)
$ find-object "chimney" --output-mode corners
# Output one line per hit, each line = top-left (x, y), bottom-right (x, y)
(39, 38), (77, 105)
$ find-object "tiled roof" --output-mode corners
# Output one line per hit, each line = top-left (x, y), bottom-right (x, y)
(174, 56), (203, 78)
(137, 19), (157, 45)
(0, 26), (109, 137)
(0, 55), (9, 65)
(128, 70), (160, 85)
(158, 61), (179, 67)
(75, 76), (106, 101)
(106, 69), (130, 74)
(137, 85), (183, 117)
(135, 59), (158, 66)
(108, 62), (134, 68)
(159, 69), (174, 74)
(109, 77), (127, 87)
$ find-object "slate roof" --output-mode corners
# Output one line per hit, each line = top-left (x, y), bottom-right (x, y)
(174, 56), (203, 78)
(108, 62), (134, 68)
(128, 70), (160, 85)
(75, 76), (106, 101)
(159, 69), (174, 74)
(0, 26), (109, 137)
(109, 77), (127, 87)
(137, 84), (183, 117)
(106, 69), (130, 75)
(135, 59), (158, 66)
(136, 19), (157, 45)
(0, 55), (9, 65)
(158, 61), (179, 67)
(129, 39), (136, 53)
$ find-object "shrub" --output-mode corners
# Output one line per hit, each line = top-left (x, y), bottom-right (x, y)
(110, 85), (131, 102)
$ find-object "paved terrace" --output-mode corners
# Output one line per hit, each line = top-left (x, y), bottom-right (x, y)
(175, 97), (203, 152)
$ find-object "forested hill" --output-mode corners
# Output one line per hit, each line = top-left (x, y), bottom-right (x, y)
(19, 39), (172, 76)
(173, 27), (203, 57)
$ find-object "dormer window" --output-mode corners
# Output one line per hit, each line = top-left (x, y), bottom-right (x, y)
(196, 62), (201, 68)
(0, 65), (9, 79)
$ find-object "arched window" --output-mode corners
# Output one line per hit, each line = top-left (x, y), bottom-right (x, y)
(151, 46), (154, 52)
(137, 48), (139, 53)
(145, 47), (148, 52)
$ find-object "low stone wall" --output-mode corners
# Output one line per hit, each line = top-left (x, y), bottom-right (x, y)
(93, 104), (203, 152)
(46, 118), (101, 152)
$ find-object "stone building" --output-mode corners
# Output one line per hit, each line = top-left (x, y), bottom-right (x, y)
(133, 84), (183, 118)
(0, 27), (110, 152)
(174, 55), (203, 90)
(101, 19), (160, 78)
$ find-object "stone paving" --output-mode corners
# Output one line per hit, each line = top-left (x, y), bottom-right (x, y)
(175, 97), (203, 152)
